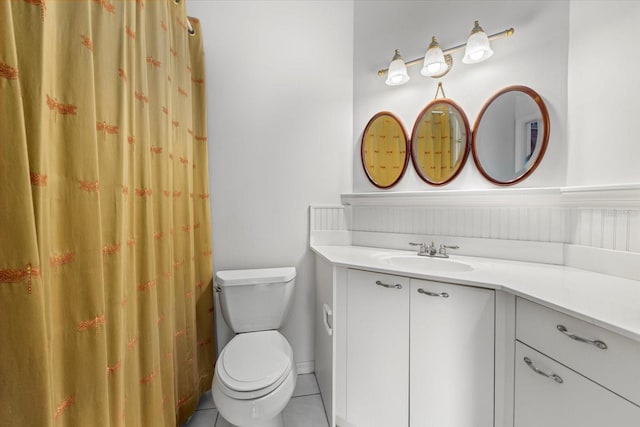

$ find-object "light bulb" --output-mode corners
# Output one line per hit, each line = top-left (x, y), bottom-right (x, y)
(469, 50), (484, 61)
(427, 62), (441, 73)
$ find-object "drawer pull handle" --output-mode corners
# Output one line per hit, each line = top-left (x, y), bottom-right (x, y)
(556, 325), (608, 350)
(524, 357), (563, 384)
(417, 288), (449, 298)
(375, 280), (402, 290)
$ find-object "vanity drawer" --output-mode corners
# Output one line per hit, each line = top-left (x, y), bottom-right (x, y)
(514, 342), (640, 427)
(516, 297), (640, 406)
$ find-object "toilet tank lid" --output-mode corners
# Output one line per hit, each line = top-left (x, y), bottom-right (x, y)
(215, 267), (296, 286)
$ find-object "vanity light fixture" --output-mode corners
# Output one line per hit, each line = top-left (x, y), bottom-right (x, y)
(421, 37), (450, 78)
(385, 49), (411, 86)
(379, 21), (514, 86)
(463, 21), (493, 63)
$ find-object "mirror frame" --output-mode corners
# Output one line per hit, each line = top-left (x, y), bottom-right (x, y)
(472, 85), (550, 186)
(360, 111), (410, 189)
(410, 98), (471, 186)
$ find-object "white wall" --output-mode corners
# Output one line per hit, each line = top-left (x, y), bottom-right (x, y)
(186, 0), (640, 374)
(353, 0), (569, 192)
(187, 0), (353, 368)
(567, 0), (640, 187)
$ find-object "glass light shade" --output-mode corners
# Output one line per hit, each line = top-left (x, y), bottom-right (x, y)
(463, 21), (494, 64)
(421, 37), (448, 77)
(385, 50), (410, 86)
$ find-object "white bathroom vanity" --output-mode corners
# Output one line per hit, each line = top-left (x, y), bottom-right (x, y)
(312, 244), (640, 427)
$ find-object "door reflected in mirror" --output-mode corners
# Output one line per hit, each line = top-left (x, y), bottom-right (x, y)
(361, 112), (409, 189)
(472, 86), (550, 185)
(410, 99), (470, 186)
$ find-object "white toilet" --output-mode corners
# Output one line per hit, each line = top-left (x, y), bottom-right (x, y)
(212, 267), (297, 427)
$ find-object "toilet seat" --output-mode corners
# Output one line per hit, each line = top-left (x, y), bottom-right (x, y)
(216, 330), (293, 400)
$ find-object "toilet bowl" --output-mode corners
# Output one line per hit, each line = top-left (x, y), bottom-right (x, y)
(211, 268), (297, 427)
(212, 331), (297, 427)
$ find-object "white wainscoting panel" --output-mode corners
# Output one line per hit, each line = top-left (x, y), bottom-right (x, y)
(309, 206), (351, 246)
(310, 185), (640, 279)
(311, 206), (349, 231)
(350, 206), (568, 244)
(568, 208), (640, 253)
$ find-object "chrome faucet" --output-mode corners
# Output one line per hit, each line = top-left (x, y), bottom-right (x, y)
(409, 242), (459, 258)
(409, 241), (437, 256)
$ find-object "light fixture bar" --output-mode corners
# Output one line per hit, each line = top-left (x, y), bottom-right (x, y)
(377, 28), (514, 77)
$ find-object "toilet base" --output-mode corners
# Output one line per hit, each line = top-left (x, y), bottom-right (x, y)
(212, 364), (297, 427)
(221, 412), (283, 427)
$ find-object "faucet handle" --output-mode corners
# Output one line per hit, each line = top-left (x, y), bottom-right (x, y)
(438, 244), (459, 257)
(409, 242), (427, 254)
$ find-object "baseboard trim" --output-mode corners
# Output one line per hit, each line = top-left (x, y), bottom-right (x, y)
(296, 361), (315, 375)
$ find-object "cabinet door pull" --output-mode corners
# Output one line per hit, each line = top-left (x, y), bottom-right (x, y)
(556, 324), (608, 350)
(417, 288), (449, 298)
(524, 357), (563, 384)
(375, 280), (402, 290)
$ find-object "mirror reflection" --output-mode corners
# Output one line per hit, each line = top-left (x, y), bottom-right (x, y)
(472, 86), (550, 185)
(361, 112), (409, 189)
(411, 99), (470, 185)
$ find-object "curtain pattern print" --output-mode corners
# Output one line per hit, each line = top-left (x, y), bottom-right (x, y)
(416, 106), (453, 182)
(0, 1), (215, 426)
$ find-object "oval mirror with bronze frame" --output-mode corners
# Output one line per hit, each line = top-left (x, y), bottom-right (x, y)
(410, 99), (471, 186)
(361, 112), (409, 189)
(472, 85), (550, 185)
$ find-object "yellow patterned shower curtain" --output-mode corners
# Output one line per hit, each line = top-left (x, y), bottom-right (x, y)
(0, 1), (215, 425)
(416, 106), (453, 182)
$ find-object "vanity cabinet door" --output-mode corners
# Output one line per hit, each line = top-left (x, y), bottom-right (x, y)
(346, 269), (410, 427)
(514, 342), (640, 427)
(315, 256), (335, 424)
(410, 279), (495, 427)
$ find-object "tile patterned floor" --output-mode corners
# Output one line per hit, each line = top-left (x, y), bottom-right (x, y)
(183, 374), (329, 427)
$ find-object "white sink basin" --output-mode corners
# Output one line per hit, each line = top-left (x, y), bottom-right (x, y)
(380, 255), (474, 272)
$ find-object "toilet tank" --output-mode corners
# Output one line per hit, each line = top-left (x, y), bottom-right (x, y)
(216, 267), (296, 333)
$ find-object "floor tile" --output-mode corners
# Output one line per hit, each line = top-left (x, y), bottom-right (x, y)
(283, 394), (329, 427)
(292, 373), (320, 398)
(215, 413), (234, 427)
(196, 390), (215, 410)
(183, 408), (218, 427)
(190, 374), (328, 427)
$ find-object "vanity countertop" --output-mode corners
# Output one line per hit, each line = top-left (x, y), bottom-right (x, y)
(311, 244), (640, 342)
